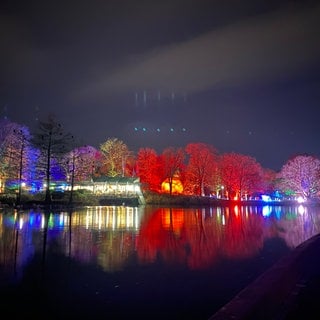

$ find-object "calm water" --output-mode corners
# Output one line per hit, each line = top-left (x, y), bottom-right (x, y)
(1, 204), (320, 319)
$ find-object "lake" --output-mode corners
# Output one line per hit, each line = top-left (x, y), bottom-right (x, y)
(1, 203), (319, 319)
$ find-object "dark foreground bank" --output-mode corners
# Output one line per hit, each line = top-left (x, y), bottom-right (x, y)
(209, 234), (320, 319)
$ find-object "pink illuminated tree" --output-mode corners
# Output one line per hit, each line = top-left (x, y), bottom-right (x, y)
(278, 154), (320, 199)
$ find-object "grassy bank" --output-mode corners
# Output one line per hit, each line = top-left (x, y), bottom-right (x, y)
(1, 190), (318, 210)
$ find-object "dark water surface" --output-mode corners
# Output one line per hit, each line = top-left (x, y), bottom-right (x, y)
(1, 204), (320, 319)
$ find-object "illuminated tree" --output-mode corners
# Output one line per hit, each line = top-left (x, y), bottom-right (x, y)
(32, 115), (73, 204)
(64, 145), (100, 182)
(136, 147), (162, 192)
(184, 142), (218, 196)
(160, 147), (185, 195)
(63, 145), (101, 204)
(0, 119), (33, 202)
(278, 155), (320, 199)
(260, 167), (278, 196)
(220, 152), (263, 200)
(12, 127), (32, 205)
(99, 137), (130, 177)
(0, 119), (17, 191)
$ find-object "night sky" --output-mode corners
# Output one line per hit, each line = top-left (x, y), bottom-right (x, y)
(1, 0), (320, 171)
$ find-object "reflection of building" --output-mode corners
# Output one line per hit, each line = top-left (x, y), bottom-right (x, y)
(75, 206), (142, 230)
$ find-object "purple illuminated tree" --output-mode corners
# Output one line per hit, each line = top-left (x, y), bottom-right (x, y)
(0, 119), (33, 203)
(63, 145), (100, 204)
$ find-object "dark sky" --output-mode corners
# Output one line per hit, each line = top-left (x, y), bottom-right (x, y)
(1, 0), (320, 171)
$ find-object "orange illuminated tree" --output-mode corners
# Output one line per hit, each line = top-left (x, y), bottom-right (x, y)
(160, 147), (185, 195)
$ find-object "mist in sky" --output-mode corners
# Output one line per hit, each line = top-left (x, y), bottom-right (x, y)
(1, 0), (320, 170)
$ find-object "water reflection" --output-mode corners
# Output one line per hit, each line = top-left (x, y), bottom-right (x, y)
(136, 205), (320, 270)
(1, 204), (320, 280)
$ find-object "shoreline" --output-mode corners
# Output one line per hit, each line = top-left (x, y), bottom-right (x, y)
(1, 194), (319, 211)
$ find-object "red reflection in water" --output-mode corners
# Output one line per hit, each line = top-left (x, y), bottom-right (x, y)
(136, 208), (187, 265)
(222, 205), (265, 259)
(137, 206), (268, 270)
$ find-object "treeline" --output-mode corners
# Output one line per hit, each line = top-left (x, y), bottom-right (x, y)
(1, 116), (320, 205)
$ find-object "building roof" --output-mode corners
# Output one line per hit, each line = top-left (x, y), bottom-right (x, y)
(92, 176), (140, 184)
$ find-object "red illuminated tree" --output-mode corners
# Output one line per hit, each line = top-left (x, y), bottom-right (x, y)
(278, 154), (320, 199)
(184, 142), (218, 196)
(136, 147), (162, 192)
(160, 147), (185, 195)
(219, 152), (263, 199)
